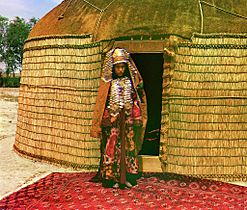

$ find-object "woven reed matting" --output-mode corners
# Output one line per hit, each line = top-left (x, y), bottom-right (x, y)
(160, 34), (247, 181)
(14, 35), (102, 169)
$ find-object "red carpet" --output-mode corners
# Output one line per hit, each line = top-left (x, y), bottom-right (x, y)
(0, 172), (246, 210)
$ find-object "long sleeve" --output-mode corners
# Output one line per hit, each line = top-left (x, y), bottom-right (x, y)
(90, 79), (111, 138)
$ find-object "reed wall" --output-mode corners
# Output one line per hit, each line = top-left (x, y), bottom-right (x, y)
(161, 34), (247, 181)
(14, 35), (102, 169)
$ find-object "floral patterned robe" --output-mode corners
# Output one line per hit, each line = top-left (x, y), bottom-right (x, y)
(99, 83), (143, 183)
(91, 61), (147, 185)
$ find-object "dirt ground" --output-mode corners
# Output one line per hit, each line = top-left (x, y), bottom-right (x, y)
(0, 88), (246, 200)
(0, 88), (79, 199)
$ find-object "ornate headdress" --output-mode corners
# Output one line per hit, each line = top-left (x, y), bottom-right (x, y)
(101, 48), (138, 83)
(112, 48), (129, 64)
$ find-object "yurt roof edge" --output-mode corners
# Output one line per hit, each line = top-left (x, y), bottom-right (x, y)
(25, 34), (93, 44)
(192, 32), (247, 39)
(25, 33), (191, 44)
(24, 33), (247, 48)
(23, 42), (101, 53)
(178, 43), (247, 49)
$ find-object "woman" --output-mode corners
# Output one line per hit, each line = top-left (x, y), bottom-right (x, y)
(91, 48), (147, 189)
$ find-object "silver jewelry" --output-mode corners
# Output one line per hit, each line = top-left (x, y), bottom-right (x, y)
(108, 77), (133, 117)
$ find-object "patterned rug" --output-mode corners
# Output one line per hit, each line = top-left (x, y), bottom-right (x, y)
(0, 172), (246, 209)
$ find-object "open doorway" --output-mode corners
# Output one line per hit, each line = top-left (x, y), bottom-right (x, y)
(131, 53), (164, 156)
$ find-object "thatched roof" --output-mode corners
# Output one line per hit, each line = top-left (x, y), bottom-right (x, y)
(202, 0), (247, 34)
(29, 0), (247, 41)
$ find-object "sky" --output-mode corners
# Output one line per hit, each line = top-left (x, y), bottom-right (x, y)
(0, 0), (63, 21)
(0, 0), (63, 72)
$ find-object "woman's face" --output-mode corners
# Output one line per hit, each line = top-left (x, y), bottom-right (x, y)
(114, 63), (126, 77)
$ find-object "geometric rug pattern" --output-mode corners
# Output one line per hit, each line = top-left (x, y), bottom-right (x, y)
(0, 172), (246, 209)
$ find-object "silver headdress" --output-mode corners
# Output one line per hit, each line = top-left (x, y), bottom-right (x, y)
(101, 48), (138, 83)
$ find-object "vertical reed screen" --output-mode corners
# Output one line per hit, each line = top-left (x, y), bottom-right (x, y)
(161, 34), (247, 181)
(14, 35), (102, 169)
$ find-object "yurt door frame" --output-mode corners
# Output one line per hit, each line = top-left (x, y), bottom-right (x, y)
(113, 40), (170, 172)
(131, 53), (163, 156)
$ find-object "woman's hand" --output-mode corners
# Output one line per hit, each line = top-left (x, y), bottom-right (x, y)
(90, 127), (102, 138)
(110, 116), (118, 123)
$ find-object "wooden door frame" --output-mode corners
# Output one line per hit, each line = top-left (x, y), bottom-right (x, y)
(113, 40), (167, 172)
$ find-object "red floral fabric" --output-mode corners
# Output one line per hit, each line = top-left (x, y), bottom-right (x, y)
(100, 96), (142, 182)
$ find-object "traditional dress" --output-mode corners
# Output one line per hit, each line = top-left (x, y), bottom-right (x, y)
(91, 48), (147, 187)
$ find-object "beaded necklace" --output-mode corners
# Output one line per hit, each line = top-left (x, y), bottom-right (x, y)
(108, 77), (133, 117)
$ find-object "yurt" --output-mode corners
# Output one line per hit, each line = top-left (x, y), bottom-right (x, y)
(14, 0), (247, 181)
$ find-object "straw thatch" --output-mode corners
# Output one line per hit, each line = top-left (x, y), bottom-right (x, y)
(29, 0), (247, 41)
(160, 33), (247, 181)
(29, 0), (200, 40)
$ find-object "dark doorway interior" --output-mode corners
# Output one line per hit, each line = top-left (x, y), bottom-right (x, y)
(131, 53), (164, 156)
